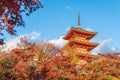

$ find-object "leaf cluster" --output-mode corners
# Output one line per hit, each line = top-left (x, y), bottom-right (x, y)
(0, 0), (43, 35)
(0, 42), (120, 80)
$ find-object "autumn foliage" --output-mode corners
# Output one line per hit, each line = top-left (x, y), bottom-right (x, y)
(0, 0), (43, 35)
(0, 1), (119, 80)
(0, 42), (120, 80)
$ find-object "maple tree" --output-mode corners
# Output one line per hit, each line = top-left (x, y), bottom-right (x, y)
(0, 41), (120, 80)
(0, 0), (43, 36)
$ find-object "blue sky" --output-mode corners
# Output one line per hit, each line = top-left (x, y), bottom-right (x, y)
(4, 0), (120, 53)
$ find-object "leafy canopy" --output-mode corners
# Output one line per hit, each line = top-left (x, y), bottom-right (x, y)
(0, 0), (43, 35)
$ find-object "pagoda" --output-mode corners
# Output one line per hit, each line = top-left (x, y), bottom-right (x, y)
(63, 13), (99, 54)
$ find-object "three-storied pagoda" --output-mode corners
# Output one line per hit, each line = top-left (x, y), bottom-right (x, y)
(63, 13), (98, 54)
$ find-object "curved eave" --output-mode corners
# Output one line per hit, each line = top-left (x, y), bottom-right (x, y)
(63, 27), (97, 40)
(63, 40), (99, 51)
(74, 41), (99, 48)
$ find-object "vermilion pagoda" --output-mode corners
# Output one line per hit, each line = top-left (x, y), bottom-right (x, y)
(63, 13), (99, 54)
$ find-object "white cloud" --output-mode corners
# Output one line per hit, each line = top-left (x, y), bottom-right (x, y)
(65, 27), (70, 31)
(111, 47), (116, 52)
(110, 46), (120, 52)
(48, 36), (120, 54)
(1, 32), (40, 51)
(29, 32), (41, 40)
(67, 6), (73, 10)
(84, 28), (93, 31)
(92, 38), (112, 54)
(47, 36), (67, 47)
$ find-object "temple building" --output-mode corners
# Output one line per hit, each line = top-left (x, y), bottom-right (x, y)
(63, 13), (99, 54)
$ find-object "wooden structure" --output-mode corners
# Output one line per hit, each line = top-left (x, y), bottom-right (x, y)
(63, 13), (98, 54)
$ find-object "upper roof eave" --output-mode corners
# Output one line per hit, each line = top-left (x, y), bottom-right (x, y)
(63, 27), (98, 40)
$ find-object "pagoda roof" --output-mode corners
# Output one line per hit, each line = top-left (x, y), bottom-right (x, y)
(63, 27), (97, 40)
(63, 40), (99, 51)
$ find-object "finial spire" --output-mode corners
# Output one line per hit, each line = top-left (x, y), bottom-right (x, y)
(78, 12), (80, 28)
